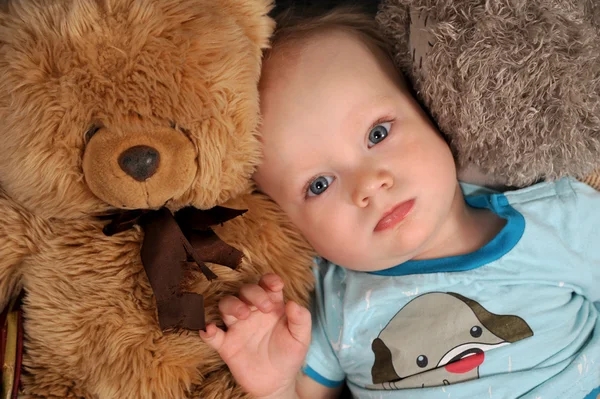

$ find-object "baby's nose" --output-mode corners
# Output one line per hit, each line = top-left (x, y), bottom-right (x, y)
(351, 170), (394, 207)
(118, 145), (160, 181)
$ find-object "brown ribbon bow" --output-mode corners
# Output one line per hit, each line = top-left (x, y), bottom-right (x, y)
(101, 206), (246, 331)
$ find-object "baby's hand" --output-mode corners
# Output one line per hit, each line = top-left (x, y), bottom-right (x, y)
(200, 274), (311, 399)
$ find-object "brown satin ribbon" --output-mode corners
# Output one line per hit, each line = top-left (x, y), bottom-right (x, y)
(101, 206), (246, 331)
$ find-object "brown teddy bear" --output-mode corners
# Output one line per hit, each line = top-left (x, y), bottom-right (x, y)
(0, 0), (314, 398)
(377, 0), (600, 189)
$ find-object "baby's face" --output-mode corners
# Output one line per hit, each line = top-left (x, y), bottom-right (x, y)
(254, 30), (459, 271)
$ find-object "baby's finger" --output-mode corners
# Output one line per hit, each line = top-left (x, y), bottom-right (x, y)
(258, 274), (285, 304)
(239, 283), (274, 313)
(199, 323), (226, 353)
(285, 301), (311, 347)
(219, 295), (250, 326)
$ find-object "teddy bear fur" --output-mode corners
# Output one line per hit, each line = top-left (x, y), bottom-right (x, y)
(377, 0), (600, 188)
(0, 0), (314, 398)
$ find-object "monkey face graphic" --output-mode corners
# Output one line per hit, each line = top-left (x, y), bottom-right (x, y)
(369, 293), (533, 389)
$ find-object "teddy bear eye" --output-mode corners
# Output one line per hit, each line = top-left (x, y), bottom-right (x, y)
(84, 124), (102, 143)
(169, 120), (190, 136)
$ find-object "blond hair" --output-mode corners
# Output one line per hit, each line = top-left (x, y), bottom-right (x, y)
(265, 6), (392, 63)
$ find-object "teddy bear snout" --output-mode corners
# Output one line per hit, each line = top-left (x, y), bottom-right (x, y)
(82, 126), (197, 209)
(118, 145), (160, 182)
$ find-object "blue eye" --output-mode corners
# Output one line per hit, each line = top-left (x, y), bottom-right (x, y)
(307, 175), (334, 197)
(368, 122), (392, 148)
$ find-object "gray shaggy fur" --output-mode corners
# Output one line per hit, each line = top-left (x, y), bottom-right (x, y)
(377, 0), (600, 187)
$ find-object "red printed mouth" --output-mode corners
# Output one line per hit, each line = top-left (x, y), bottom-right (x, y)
(374, 199), (415, 232)
(444, 350), (484, 374)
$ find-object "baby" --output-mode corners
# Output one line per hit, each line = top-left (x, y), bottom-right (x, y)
(200, 7), (600, 399)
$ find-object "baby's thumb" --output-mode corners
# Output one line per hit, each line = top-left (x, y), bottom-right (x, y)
(285, 301), (311, 346)
(199, 323), (226, 354)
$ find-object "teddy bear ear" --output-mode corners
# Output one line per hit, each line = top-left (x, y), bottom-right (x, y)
(219, 0), (275, 49)
(1, 0), (104, 41)
(86, 0), (274, 50)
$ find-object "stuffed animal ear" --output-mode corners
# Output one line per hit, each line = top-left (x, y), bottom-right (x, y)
(3, 0), (103, 39)
(378, 0), (600, 188)
(406, 7), (436, 82)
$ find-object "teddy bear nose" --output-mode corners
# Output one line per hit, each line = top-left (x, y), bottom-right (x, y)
(118, 145), (160, 182)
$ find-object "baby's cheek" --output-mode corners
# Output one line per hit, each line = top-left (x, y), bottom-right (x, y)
(295, 203), (364, 262)
(306, 224), (340, 251)
(312, 235), (368, 270)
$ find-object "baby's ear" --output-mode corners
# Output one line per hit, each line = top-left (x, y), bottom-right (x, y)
(221, 0), (275, 49)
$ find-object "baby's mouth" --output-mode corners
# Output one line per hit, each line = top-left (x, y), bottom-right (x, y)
(374, 199), (415, 232)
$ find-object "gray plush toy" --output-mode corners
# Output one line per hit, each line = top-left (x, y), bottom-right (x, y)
(376, 0), (600, 189)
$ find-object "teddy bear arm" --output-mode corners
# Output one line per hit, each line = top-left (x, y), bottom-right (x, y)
(0, 196), (35, 311)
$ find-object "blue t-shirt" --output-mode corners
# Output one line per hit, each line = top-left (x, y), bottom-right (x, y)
(304, 178), (600, 399)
